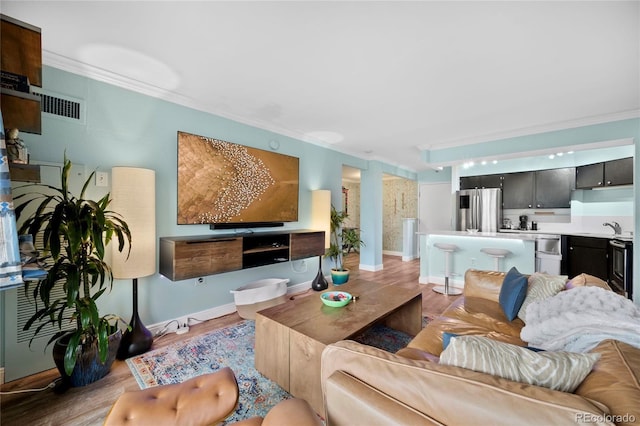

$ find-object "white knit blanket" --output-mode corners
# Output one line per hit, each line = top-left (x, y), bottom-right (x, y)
(520, 286), (640, 353)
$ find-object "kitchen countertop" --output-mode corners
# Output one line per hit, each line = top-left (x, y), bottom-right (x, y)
(498, 229), (633, 242)
(419, 230), (633, 242)
(419, 230), (539, 241)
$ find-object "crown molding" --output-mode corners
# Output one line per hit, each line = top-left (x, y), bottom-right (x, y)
(44, 52), (410, 173)
(42, 50), (339, 147)
(418, 109), (640, 152)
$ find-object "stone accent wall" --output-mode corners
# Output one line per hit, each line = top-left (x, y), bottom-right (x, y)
(342, 182), (360, 229)
(383, 178), (418, 252)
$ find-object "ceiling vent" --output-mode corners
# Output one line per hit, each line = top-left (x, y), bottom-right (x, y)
(30, 87), (85, 124)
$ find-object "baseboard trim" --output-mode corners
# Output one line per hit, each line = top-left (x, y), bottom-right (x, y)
(359, 263), (384, 272)
(147, 279), (313, 336)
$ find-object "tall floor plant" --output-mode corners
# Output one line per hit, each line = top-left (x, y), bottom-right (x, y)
(15, 156), (131, 379)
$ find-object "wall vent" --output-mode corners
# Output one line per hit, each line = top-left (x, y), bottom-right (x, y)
(30, 87), (86, 124)
(16, 232), (73, 343)
(17, 283), (73, 343)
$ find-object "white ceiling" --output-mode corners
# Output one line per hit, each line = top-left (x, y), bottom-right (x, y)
(3, 1), (639, 172)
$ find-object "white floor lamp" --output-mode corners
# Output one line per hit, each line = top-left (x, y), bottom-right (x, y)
(111, 167), (156, 359)
(311, 190), (330, 291)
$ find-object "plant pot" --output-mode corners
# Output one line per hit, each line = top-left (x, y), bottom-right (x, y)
(52, 329), (122, 387)
(331, 269), (350, 285)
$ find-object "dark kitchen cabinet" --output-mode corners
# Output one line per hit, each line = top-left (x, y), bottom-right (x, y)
(534, 168), (575, 208)
(576, 162), (604, 189)
(576, 157), (633, 189)
(460, 174), (502, 190)
(566, 236), (608, 282)
(502, 172), (534, 208)
(604, 157), (633, 186)
(503, 168), (575, 209)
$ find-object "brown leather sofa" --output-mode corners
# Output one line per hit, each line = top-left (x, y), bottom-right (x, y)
(321, 269), (640, 426)
(104, 367), (322, 426)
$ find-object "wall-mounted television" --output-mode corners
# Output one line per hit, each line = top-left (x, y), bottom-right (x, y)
(177, 131), (299, 228)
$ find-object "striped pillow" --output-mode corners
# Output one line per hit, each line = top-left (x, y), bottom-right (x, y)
(517, 273), (567, 322)
(439, 336), (600, 392)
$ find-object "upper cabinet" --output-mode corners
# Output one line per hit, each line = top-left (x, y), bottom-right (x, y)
(533, 168), (575, 208)
(502, 167), (575, 209)
(502, 172), (534, 209)
(459, 174), (502, 190)
(604, 157), (633, 186)
(1, 14), (42, 134)
(575, 157), (633, 189)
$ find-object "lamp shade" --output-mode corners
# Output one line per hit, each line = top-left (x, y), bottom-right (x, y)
(311, 190), (331, 249)
(111, 167), (156, 279)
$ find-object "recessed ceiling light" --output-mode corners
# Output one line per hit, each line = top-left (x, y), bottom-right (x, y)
(548, 154), (555, 159)
(481, 160), (487, 165)
(557, 152), (564, 156)
(492, 160), (498, 164)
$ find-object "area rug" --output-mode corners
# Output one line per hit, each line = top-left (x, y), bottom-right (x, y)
(127, 319), (417, 423)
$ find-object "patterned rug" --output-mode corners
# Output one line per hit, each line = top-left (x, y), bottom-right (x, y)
(127, 319), (416, 423)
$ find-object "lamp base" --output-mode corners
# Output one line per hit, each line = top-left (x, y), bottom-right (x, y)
(117, 311), (153, 359)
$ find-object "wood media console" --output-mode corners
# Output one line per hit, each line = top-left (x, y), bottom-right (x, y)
(159, 229), (324, 281)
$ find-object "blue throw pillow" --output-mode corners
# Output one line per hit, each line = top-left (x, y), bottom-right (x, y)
(499, 267), (528, 321)
(442, 332), (459, 350)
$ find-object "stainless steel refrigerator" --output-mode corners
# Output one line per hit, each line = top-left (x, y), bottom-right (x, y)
(456, 188), (502, 232)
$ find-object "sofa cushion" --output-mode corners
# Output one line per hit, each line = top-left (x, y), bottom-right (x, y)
(566, 273), (612, 291)
(463, 269), (507, 303)
(517, 272), (567, 322)
(499, 267), (528, 321)
(439, 335), (600, 392)
(574, 339), (640, 426)
(324, 340), (610, 426)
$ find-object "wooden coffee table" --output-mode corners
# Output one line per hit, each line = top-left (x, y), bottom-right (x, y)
(254, 278), (423, 415)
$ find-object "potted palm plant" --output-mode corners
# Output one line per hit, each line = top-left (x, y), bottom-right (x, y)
(324, 205), (364, 284)
(15, 156), (131, 388)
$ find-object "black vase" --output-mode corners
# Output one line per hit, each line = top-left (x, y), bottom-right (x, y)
(52, 329), (122, 388)
(311, 256), (329, 291)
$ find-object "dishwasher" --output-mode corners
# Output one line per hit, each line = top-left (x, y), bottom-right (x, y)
(535, 234), (562, 275)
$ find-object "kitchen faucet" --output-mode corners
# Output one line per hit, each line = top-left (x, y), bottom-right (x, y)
(603, 221), (622, 235)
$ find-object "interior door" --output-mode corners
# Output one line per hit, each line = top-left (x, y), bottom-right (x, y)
(2, 162), (85, 381)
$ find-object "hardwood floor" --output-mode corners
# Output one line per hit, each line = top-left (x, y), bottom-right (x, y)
(0, 253), (460, 425)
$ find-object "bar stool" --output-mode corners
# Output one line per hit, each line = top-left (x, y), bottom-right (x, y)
(481, 248), (512, 272)
(433, 243), (462, 295)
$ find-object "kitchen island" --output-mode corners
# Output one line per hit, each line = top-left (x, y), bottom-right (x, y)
(419, 231), (536, 290)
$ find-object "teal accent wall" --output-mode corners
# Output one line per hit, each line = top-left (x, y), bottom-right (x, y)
(426, 119), (639, 165)
(13, 66), (389, 328)
(418, 166), (452, 183)
(359, 161), (385, 270)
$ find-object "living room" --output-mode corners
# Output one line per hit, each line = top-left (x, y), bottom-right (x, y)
(1, 1), (639, 425)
